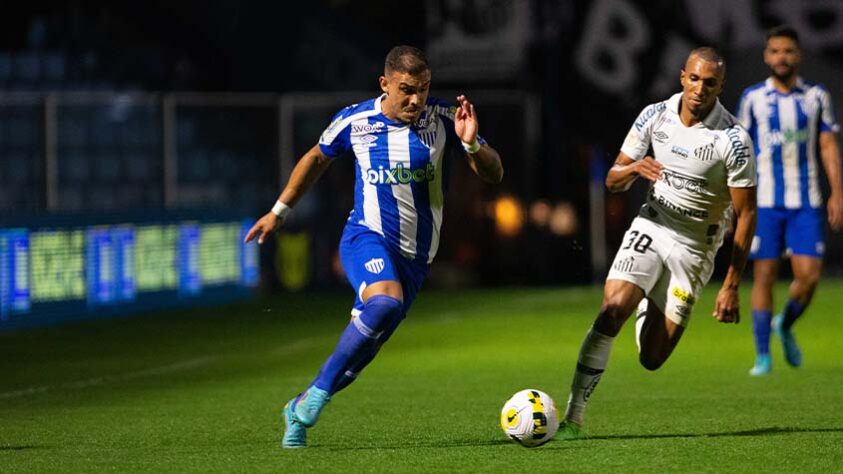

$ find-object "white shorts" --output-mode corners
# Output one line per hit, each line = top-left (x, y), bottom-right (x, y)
(606, 217), (715, 326)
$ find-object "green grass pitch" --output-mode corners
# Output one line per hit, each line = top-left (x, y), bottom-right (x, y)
(1, 281), (842, 472)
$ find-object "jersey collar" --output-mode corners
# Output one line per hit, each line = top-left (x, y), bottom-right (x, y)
(765, 76), (806, 94)
(667, 92), (724, 129)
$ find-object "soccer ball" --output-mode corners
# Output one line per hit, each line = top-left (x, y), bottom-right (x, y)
(500, 389), (559, 447)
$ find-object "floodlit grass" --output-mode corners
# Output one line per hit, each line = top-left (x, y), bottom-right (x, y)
(1, 281), (842, 472)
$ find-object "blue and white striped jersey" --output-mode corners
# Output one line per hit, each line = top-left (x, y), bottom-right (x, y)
(737, 77), (839, 209)
(319, 94), (484, 264)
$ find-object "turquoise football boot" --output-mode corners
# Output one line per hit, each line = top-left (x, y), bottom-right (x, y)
(773, 315), (802, 367)
(293, 386), (331, 427)
(748, 353), (772, 376)
(282, 397), (307, 448)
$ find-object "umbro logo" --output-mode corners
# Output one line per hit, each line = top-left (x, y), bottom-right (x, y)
(653, 131), (669, 143)
(364, 258), (385, 274)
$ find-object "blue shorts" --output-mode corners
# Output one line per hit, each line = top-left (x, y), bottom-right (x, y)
(750, 207), (825, 259)
(339, 222), (429, 316)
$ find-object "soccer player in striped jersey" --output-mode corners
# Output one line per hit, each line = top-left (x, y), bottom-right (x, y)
(244, 45), (503, 448)
(557, 47), (757, 440)
(737, 26), (843, 376)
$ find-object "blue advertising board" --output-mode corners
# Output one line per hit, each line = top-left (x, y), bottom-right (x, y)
(0, 212), (258, 330)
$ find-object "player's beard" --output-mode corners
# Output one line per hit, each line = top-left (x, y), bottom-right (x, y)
(770, 64), (796, 83)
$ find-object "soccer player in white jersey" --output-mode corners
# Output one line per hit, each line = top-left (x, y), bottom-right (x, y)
(244, 45), (503, 448)
(557, 47), (757, 439)
(738, 26), (843, 376)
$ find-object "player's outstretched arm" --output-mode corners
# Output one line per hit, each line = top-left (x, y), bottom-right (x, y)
(244, 145), (332, 244)
(605, 153), (662, 193)
(819, 131), (843, 230)
(712, 186), (757, 324)
(454, 94), (503, 184)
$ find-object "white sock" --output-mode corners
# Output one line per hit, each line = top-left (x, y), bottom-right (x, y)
(565, 327), (614, 426)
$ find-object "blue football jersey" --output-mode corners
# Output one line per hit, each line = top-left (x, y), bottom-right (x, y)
(318, 95), (484, 264)
(737, 77), (839, 209)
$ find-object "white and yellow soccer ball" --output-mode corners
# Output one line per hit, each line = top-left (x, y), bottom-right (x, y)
(500, 389), (559, 447)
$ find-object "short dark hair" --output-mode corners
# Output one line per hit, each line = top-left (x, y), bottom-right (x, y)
(766, 25), (800, 46)
(688, 46), (726, 73)
(385, 45), (429, 76)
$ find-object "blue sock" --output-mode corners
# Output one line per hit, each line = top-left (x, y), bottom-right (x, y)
(751, 310), (772, 356)
(332, 314), (403, 394)
(334, 316), (404, 393)
(311, 295), (404, 394)
(781, 298), (806, 331)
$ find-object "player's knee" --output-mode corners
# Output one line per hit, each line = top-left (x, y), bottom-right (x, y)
(800, 273), (820, 292)
(754, 272), (777, 288)
(791, 276), (819, 302)
(596, 302), (633, 335)
(360, 294), (405, 333)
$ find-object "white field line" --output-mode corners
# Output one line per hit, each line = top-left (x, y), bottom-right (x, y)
(0, 356), (215, 401)
(1, 337), (321, 401)
(269, 337), (319, 357)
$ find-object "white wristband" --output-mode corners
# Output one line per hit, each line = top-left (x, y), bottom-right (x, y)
(271, 200), (292, 219)
(461, 140), (481, 154)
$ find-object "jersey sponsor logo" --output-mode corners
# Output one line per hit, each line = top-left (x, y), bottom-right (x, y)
(694, 142), (716, 161)
(364, 163), (436, 185)
(725, 126), (750, 166)
(351, 121), (385, 134)
(653, 131), (669, 143)
(671, 145), (689, 159)
(634, 102), (667, 131)
(364, 258), (385, 274)
(671, 287), (696, 305)
(623, 129), (641, 148)
(650, 190), (709, 218)
(613, 256), (635, 273)
(761, 128), (810, 147)
(320, 116), (344, 144)
(660, 169), (708, 193)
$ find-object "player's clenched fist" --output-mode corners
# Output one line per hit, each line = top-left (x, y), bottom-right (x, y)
(635, 156), (663, 182)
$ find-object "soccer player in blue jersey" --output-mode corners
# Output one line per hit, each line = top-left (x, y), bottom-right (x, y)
(244, 45), (503, 448)
(738, 26), (843, 376)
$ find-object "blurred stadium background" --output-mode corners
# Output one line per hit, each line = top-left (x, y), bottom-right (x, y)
(2, 0), (843, 329)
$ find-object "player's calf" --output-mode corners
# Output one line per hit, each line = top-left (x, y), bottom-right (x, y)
(311, 294), (405, 394)
(635, 303), (684, 371)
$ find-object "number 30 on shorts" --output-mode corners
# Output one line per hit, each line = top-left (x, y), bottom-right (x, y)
(621, 231), (653, 253)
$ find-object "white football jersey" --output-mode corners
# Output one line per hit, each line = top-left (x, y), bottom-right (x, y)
(620, 93), (757, 250)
